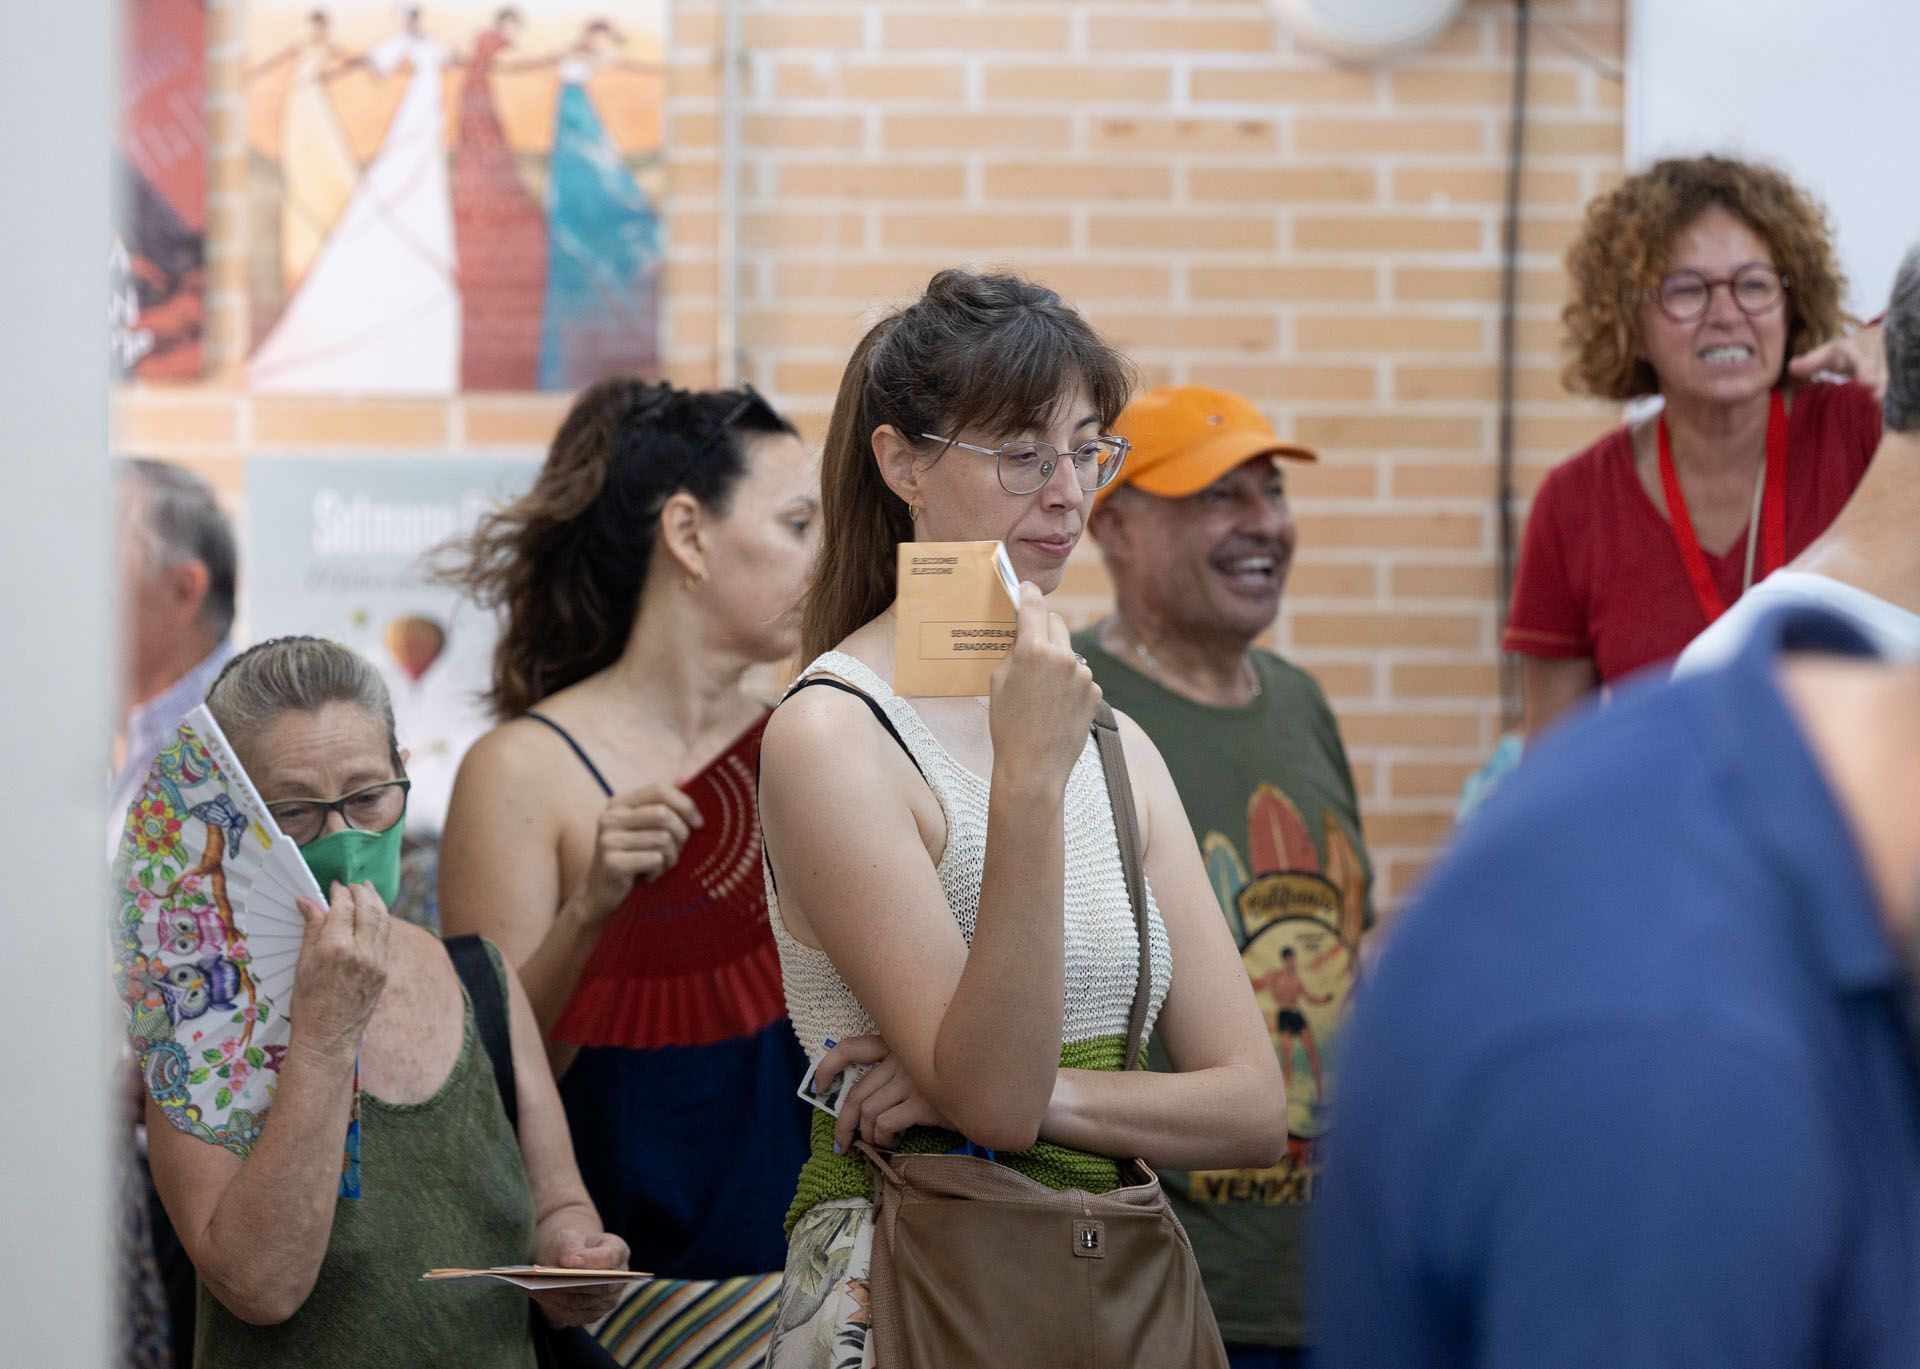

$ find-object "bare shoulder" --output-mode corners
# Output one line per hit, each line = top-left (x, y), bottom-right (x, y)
(1110, 706), (1173, 782)
(390, 917), (444, 959)
(456, 715), (571, 788)
(384, 920), (462, 1008)
(762, 676), (904, 786)
(453, 717), (604, 824)
(441, 718), (583, 866)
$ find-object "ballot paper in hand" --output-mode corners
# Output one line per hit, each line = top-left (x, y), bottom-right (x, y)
(893, 540), (1022, 697)
(421, 1265), (654, 1291)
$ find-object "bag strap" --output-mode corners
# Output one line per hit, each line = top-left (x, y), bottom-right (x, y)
(1090, 703), (1152, 1070)
(444, 937), (621, 1369)
(445, 933), (518, 1132)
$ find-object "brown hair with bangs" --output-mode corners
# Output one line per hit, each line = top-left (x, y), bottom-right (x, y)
(800, 269), (1134, 661)
(1562, 154), (1850, 401)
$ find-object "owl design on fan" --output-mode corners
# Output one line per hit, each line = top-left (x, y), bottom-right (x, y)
(115, 707), (342, 1180)
(158, 955), (248, 1026)
(164, 905), (229, 956)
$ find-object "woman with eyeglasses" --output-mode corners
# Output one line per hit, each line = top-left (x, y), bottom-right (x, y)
(755, 269), (1285, 1366)
(146, 636), (627, 1367)
(1506, 154), (1886, 735)
(435, 379), (821, 1361)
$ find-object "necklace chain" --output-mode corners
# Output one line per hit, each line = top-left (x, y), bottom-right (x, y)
(1125, 627), (1262, 702)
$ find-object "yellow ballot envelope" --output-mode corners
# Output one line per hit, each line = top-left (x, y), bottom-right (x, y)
(893, 540), (1022, 697)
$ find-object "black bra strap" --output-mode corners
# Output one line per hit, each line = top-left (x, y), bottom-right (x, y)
(523, 711), (614, 797)
(760, 677), (926, 898)
(784, 677), (925, 781)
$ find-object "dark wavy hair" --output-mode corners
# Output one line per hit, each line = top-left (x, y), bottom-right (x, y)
(802, 269), (1133, 660)
(1562, 154), (1850, 401)
(437, 379), (797, 717)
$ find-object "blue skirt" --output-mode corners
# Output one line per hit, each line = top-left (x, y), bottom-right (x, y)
(559, 1020), (810, 1279)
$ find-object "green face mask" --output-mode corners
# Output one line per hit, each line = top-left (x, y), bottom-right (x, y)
(300, 814), (405, 907)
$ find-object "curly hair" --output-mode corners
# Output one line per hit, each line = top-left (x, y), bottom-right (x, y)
(802, 269), (1134, 661)
(1561, 155), (1850, 401)
(436, 378), (797, 718)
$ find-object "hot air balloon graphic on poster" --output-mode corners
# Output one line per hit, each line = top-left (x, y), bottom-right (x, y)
(383, 615), (446, 684)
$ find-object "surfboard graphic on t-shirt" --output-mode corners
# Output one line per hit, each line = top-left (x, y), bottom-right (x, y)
(1188, 784), (1366, 1206)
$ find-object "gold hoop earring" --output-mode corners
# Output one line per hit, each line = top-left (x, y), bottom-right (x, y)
(907, 504), (921, 523)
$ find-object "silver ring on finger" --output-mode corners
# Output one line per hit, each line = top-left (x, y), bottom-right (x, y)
(1073, 653), (1087, 666)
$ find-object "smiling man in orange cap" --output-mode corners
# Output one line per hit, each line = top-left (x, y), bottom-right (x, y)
(1073, 384), (1372, 1369)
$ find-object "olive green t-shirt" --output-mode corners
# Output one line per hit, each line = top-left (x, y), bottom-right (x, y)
(1073, 633), (1375, 1349)
(194, 940), (538, 1369)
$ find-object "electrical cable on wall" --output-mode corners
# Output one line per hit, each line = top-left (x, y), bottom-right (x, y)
(1494, 0), (1532, 730)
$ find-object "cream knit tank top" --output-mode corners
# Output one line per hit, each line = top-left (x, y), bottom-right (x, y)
(765, 651), (1173, 1225)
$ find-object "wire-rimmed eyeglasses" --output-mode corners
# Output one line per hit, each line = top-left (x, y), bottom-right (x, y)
(1646, 264), (1788, 323)
(916, 433), (1130, 496)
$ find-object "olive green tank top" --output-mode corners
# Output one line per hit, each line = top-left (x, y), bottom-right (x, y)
(195, 940), (537, 1369)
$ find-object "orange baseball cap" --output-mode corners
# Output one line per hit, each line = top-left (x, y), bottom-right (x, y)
(1100, 385), (1317, 501)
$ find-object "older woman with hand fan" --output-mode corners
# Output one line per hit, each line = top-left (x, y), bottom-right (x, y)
(143, 637), (628, 1368)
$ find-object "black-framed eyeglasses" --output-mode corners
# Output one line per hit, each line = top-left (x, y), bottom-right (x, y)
(267, 779), (411, 846)
(916, 433), (1130, 496)
(1647, 263), (1788, 323)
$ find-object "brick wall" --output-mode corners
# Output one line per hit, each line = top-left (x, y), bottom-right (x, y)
(114, 0), (1630, 904)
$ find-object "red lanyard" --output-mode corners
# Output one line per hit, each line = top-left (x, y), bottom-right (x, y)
(1656, 389), (1788, 624)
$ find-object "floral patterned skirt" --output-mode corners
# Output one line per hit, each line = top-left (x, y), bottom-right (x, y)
(767, 1199), (875, 1369)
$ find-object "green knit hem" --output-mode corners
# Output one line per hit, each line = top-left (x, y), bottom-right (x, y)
(784, 1033), (1135, 1234)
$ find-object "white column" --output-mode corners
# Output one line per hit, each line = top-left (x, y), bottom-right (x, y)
(0, 0), (113, 1362)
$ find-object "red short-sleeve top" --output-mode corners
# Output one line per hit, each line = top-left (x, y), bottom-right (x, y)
(1503, 381), (1880, 684)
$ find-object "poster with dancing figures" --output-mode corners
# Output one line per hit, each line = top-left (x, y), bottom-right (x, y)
(243, 0), (665, 395)
(117, 0), (208, 379)
(243, 456), (539, 833)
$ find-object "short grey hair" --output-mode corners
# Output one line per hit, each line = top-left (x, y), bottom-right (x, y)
(121, 459), (238, 640)
(205, 637), (401, 774)
(1884, 243), (1920, 435)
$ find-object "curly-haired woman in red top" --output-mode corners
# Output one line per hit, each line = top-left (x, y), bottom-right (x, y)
(1506, 154), (1885, 734)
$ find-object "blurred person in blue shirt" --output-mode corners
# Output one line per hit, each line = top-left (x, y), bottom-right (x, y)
(1317, 605), (1920, 1368)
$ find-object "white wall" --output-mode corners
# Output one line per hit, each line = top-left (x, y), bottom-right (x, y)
(1629, 0), (1920, 317)
(0, 0), (113, 1361)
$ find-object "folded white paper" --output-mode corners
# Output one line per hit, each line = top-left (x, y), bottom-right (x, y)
(421, 1265), (653, 1291)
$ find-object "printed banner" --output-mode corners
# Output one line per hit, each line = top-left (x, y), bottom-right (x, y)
(243, 0), (666, 395)
(117, 0), (208, 380)
(243, 456), (539, 833)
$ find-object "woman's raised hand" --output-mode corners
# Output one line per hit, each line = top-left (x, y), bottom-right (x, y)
(290, 881), (392, 1064)
(580, 784), (704, 922)
(1790, 322), (1887, 403)
(987, 582), (1102, 791)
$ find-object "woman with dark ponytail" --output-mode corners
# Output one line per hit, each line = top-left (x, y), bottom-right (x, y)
(437, 378), (820, 1362)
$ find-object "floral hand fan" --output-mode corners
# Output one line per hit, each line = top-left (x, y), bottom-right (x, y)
(111, 704), (362, 1196)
